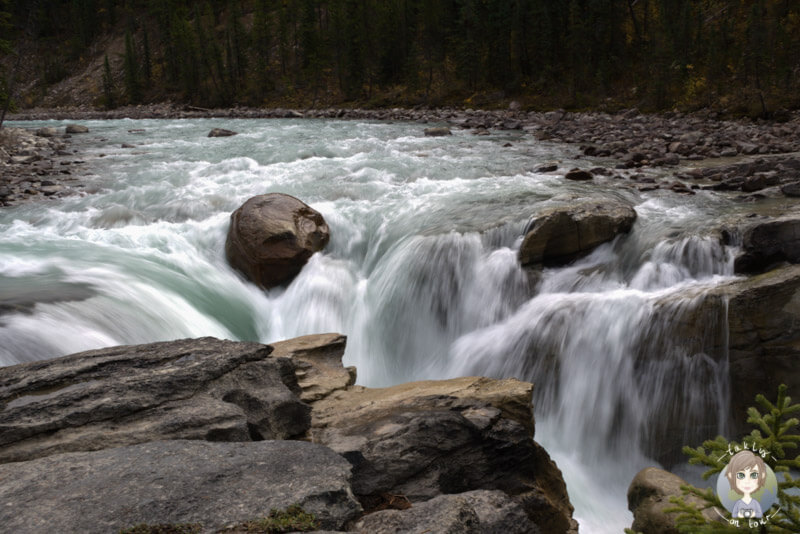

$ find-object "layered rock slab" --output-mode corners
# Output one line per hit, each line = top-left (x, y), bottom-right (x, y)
(0, 439), (361, 534)
(0, 337), (310, 463)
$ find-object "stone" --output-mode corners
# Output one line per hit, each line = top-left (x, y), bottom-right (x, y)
(355, 490), (540, 534)
(0, 337), (310, 464)
(270, 333), (356, 403)
(65, 124), (89, 134)
(564, 169), (594, 181)
(535, 162), (559, 173)
(35, 127), (58, 137)
(309, 376), (574, 533)
(628, 468), (715, 534)
(40, 184), (65, 196)
(208, 128), (238, 137)
(781, 182), (800, 197)
(519, 200), (637, 267)
(225, 193), (330, 289)
(729, 216), (800, 274)
(424, 126), (452, 136)
(356, 493), (481, 533)
(742, 172), (779, 192)
(0, 440), (361, 534)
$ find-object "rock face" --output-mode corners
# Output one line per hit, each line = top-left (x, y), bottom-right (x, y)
(519, 200), (637, 267)
(0, 337), (310, 463)
(669, 265), (800, 439)
(309, 376), (574, 533)
(0, 439), (362, 534)
(628, 467), (715, 534)
(723, 265), (800, 430)
(225, 193), (330, 289)
(725, 216), (800, 274)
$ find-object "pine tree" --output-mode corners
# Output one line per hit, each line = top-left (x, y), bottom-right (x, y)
(252, 0), (272, 93)
(124, 28), (141, 103)
(102, 53), (115, 109)
(142, 26), (152, 87)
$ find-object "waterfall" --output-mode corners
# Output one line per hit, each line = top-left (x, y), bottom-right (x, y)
(0, 118), (744, 532)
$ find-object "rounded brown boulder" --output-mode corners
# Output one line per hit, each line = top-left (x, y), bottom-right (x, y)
(225, 193), (330, 289)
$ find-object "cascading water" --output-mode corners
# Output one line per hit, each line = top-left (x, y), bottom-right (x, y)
(0, 118), (749, 532)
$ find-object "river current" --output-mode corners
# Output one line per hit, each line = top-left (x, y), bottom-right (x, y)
(0, 118), (755, 531)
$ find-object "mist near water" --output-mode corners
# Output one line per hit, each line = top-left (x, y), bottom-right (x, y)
(0, 118), (749, 532)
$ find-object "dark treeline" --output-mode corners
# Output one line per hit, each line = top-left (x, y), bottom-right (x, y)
(1, 0), (799, 114)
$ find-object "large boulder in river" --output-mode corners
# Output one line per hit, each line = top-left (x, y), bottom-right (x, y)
(309, 375), (575, 533)
(225, 193), (330, 289)
(519, 200), (637, 267)
(0, 439), (362, 534)
(0, 337), (310, 464)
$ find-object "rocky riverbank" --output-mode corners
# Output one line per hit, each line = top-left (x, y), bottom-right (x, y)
(8, 103), (800, 164)
(0, 333), (576, 534)
(0, 125), (93, 207)
(5, 103), (800, 208)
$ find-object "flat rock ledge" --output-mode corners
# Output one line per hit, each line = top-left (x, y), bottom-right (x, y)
(0, 334), (576, 534)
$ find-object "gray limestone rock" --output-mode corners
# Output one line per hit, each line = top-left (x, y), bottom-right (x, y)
(0, 439), (361, 534)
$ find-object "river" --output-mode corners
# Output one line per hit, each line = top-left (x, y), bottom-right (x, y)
(0, 117), (753, 531)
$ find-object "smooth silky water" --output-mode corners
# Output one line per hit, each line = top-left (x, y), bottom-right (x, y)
(0, 118), (764, 531)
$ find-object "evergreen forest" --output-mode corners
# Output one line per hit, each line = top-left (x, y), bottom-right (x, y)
(1, 0), (799, 115)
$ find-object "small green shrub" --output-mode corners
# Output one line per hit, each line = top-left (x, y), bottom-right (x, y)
(222, 504), (319, 533)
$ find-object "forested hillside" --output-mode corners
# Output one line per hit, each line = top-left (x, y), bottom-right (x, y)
(1, 0), (799, 115)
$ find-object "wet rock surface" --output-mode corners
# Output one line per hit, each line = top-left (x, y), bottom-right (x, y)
(519, 199), (637, 267)
(724, 215), (800, 274)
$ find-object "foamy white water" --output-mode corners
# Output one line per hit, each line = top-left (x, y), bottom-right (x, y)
(0, 118), (749, 532)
